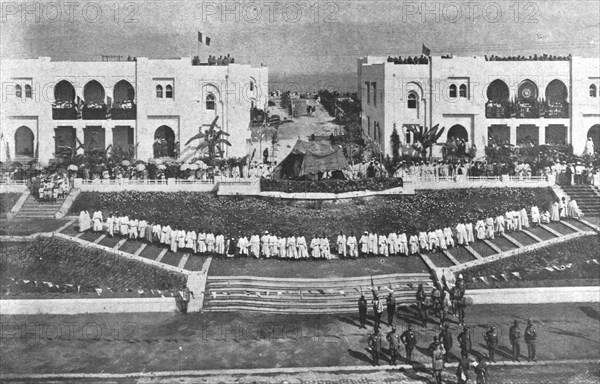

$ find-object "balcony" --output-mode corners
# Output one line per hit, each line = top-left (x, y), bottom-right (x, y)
(485, 102), (511, 119)
(486, 100), (569, 120)
(110, 100), (136, 120)
(52, 100), (78, 120)
(514, 102), (540, 119)
(543, 102), (569, 119)
(82, 104), (108, 120)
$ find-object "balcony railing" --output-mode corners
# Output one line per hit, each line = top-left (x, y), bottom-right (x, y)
(543, 103), (569, 118)
(486, 101), (569, 119)
(82, 104), (108, 120)
(110, 104), (137, 120)
(485, 102), (511, 119)
(52, 105), (78, 120)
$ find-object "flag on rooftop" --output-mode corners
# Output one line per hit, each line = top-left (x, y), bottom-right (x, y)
(198, 32), (211, 46)
(422, 44), (431, 56)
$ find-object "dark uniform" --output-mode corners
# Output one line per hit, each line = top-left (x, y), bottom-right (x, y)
(358, 295), (368, 328)
(484, 325), (499, 362)
(386, 293), (396, 326)
(180, 286), (194, 315)
(474, 359), (488, 384)
(372, 294), (383, 329)
(524, 319), (537, 361)
(509, 321), (521, 361)
(457, 327), (472, 356)
(431, 288), (441, 321)
(400, 325), (418, 363)
(439, 324), (453, 363)
(416, 284), (428, 326)
(368, 329), (383, 366)
(456, 354), (470, 384)
(386, 327), (400, 365)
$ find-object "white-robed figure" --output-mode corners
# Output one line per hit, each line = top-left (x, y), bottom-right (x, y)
(238, 236), (249, 256)
(559, 198), (567, 219)
(206, 233), (216, 253)
(249, 234), (260, 257)
(197, 231), (207, 254)
(519, 208), (530, 229)
(485, 217), (495, 239)
(186, 230), (197, 253)
(513, 210), (522, 231)
(584, 137), (595, 156)
(92, 210), (103, 232)
(152, 224), (161, 243)
(465, 222), (475, 243)
(428, 230), (439, 250)
(320, 236), (331, 259)
(567, 199), (582, 219)
(138, 220), (147, 239)
(278, 236), (287, 258)
(530, 206), (541, 226)
(261, 231), (270, 258)
(287, 236), (297, 259)
(78, 210), (91, 232)
(398, 233), (408, 255)
(269, 234), (279, 257)
(435, 228), (447, 250)
(443, 227), (454, 248)
(359, 231), (369, 255)
(495, 215), (505, 234)
(550, 201), (560, 222)
(129, 218), (139, 239)
(310, 236), (321, 258)
(169, 228), (178, 252)
(409, 235), (419, 254)
(368, 232), (378, 255)
(387, 232), (398, 256)
(475, 220), (486, 240)
(215, 234), (225, 255)
(505, 211), (514, 232)
(418, 232), (429, 251)
(455, 223), (466, 245)
(336, 232), (347, 257)
(113, 216), (121, 235)
(161, 225), (171, 245)
(541, 210), (551, 224)
(347, 233), (358, 257)
(106, 215), (114, 237)
(378, 234), (389, 256)
(119, 216), (129, 236)
(177, 229), (186, 250)
(297, 235), (308, 258)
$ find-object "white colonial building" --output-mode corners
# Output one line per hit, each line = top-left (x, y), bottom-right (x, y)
(0, 57), (268, 163)
(357, 55), (600, 157)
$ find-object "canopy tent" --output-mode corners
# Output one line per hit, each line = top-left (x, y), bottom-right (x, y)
(273, 140), (350, 180)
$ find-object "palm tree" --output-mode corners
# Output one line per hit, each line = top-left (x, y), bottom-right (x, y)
(185, 116), (231, 165)
(406, 124), (446, 160)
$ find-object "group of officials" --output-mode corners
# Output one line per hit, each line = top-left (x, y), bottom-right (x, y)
(363, 275), (539, 384)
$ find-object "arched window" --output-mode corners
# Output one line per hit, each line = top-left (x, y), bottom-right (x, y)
(165, 85), (173, 98)
(25, 84), (32, 98)
(206, 93), (215, 110)
(459, 84), (467, 98)
(15, 84), (22, 98)
(449, 84), (457, 98)
(407, 93), (417, 109)
(156, 85), (163, 98)
(590, 84), (597, 98)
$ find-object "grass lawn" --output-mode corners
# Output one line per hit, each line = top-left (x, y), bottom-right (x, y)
(69, 188), (556, 240)
(209, 255), (429, 278)
(0, 238), (187, 299)
(0, 218), (68, 236)
(0, 193), (21, 215)
(463, 235), (600, 289)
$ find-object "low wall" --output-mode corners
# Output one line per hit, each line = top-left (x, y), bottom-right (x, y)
(55, 188), (79, 219)
(0, 297), (178, 315)
(74, 178), (218, 193)
(0, 183), (28, 193)
(408, 175), (555, 190)
(251, 186), (415, 200)
(6, 191), (29, 220)
(467, 286), (600, 304)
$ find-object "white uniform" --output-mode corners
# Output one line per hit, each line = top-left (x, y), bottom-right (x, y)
(92, 211), (103, 232)
(336, 234), (347, 257)
(346, 235), (358, 257)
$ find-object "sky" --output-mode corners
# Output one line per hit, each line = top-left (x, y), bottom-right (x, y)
(1, 0), (599, 91)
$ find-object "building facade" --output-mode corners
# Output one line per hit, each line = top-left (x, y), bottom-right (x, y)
(357, 55), (600, 158)
(1, 57), (268, 163)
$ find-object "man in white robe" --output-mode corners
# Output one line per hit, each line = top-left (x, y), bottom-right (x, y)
(465, 222), (475, 243)
(378, 234), (388, 256)
(455, 223), (466, 245)
(215, 234), (225, 255)
(197, 232), (207, 254)
(387, 232), (398, 256)
(409, 235), (419, 254)
(178, 230), (186, 250)
(120, 216), (129, 237)
(287, 235), (297, 258)
(261, 231), (270, 258)
(435, 228), (446, 250)
(269, 234), (279, 257)
(530, 206), (540, 226)
(129, 218), (138, 239)
(238, 236), (249, 256)
(92, 210), (103, 232)
(297, 236), (308, 258)
(138, 220), (147, 239)
(186, 230), (197, 253)
(161, 225), (171, 245)
(567, 199), (582, 219)
(475, 220), (486, 240)
(278, 236), (287, 258)
(495, 216), (505, 234)
(250, 234), (260, 257)
(443, 227), (454, 248)
(320, 236), (331, 259)
(485, 217), (495, 239)
(310, 236), (321, 258)
(428, 230), (439, 250)
(369, 232), (378, 256)
(359, 231), (369, 256)
(106, 216), (114, 237)
(550, 201), (560, 222)
(398, 233), (408, 255)
(519, 208), (529, 229)
(336, 232), (347, 257)
(206, 233), (216, 253)
(170, 229), (178, 252)
(419, 232), (429, 251)
(347, 233), (358, 258)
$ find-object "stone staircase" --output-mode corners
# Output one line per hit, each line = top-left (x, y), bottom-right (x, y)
(202, 273), (434, 314)
(15, 194), (66, 219)
(561, 185), (600, 217)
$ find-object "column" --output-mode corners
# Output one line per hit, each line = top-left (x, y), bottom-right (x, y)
(509, 125), (517, 146)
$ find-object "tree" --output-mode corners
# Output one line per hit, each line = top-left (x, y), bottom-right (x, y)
(185, 116), (231, 165)
(406, 124), (446, 160)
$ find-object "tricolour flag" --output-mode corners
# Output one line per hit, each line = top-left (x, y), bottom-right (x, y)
(198, 32), (211, 46)
(422, 44), (431, 56)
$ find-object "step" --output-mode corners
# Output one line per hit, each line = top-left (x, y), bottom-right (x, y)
(204, 299), (419, 309)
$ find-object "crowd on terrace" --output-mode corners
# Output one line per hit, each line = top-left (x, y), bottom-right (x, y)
(386, 55), (429, 64)
(485, 54), (571, 61)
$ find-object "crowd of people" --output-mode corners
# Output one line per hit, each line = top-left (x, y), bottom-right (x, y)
(78, 199), (582, 259)
(485, 54), (570, 61)
(386, 55), (429, 64)
(30, 172), (71, 202)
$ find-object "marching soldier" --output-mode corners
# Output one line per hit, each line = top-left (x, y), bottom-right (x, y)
(386, 326), (400, 365)
(372, 291), (384, 329)
(439, 323), (453, 363)
(367, 327), (383, 366)
(386, 291), (396, 326)
(400, 324), (418, 363)
(474, 355), (488, 384)
(509, 320), (521, 361)
(416, 284), (428, 326)
(358, 294), (368, 328)
(429, 336), (446, 384)
(525, 319), (537, 362)
(457, 326), (472, 356)
(484, 325), (499, 362)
